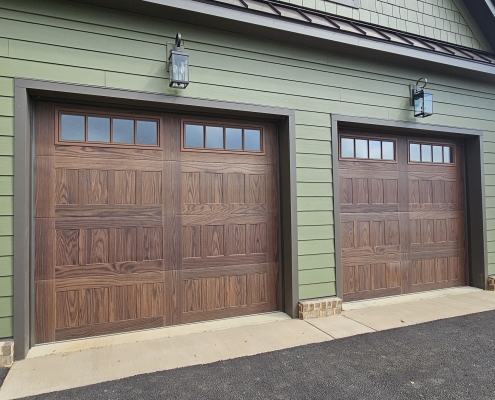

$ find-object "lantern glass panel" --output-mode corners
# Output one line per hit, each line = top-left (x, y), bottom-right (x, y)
(414, 93), (424, 117)
(170, 52), (189, 85)
(423, 93), (433, 116)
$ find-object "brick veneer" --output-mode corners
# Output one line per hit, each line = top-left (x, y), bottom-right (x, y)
(298, 297), (342, 319)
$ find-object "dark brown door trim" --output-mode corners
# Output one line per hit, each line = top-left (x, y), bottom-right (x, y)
(331, 114), (487, 301)
(14, 78), (299, 361)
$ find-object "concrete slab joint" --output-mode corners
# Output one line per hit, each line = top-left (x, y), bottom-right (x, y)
(0, 340), (14, 366)
(488, 276), (495, 291)
(298, 297), (343, 319)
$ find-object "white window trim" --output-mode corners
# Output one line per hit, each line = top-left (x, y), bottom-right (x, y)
(326, 0), (360, 9)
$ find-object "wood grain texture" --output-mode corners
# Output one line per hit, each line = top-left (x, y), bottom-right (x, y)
(339, 131), (465, 301)
(35, 105), (279, 342)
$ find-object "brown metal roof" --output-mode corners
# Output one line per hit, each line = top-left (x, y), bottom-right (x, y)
(209, 0), (495, 66)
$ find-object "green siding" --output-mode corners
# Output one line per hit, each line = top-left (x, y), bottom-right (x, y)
(0, 0), (493, 331)
(0, 117), (14, 136)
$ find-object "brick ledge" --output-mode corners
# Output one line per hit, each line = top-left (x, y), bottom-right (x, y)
(298, 297), (342, 320)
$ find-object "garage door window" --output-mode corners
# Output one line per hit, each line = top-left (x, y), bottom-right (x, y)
(340, 136), (395, 161)
(184, 122), (263, 153)
(59, 111), (159, 147)
(409, 142), (454, 164)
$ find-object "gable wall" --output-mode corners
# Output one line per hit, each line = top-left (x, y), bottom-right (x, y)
(286, 0), (491, 51)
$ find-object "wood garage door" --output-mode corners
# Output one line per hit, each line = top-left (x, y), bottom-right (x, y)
(34, 103), (279, 343)
(339, 131), (466, 301)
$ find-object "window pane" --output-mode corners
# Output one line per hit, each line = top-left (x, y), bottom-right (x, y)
(421, 144), (432, 162)
(113, 119), (134, 143)
(61, 114), (85, 141)
(382, 141), (394, 160)
(433, 145), (443, 163)
(136, 121), (157, 145)
(341, 138), (354, 158)
(369, 140), (381, 159)
(444, 146), (453, 163)
(88, 117), (110, 142)
(206, 126), (224, 149)
(185, 124), (204, 148)
(225, 128), (242, 150)
(244, 129), (261, 151)
(410, 143), (420, 162)
(355, 139), (368, 158)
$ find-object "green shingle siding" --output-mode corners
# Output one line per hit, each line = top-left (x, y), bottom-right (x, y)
(0, 0), (493, 336)
(284, 0), (490, 51)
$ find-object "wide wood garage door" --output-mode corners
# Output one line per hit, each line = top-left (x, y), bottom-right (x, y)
(339, 131), (466, 301)
(35, 103), (279, 343)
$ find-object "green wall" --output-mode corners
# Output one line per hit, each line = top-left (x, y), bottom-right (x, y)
(1, 0), (495, 337)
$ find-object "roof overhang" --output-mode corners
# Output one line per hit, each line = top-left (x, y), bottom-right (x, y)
(462, 0), (495, 51)
(72, 0), (495, 83)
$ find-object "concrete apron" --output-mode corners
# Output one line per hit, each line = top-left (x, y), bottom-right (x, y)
(2, 287), (494, 399)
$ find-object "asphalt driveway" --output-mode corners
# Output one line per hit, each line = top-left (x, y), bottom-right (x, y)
(23, 310), (495, 399)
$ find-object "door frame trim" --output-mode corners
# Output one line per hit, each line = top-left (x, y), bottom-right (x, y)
(13, 78), (299, 360)
(331, 114), (487, 300)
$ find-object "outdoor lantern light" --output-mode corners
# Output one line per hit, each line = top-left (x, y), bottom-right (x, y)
(411, 77), (433, 118)
(168, 33), (189, 89)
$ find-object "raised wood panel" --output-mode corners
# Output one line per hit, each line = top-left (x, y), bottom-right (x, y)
(340, 132), (465, 301)
(143, 227), (163, 261)
(182, 172), (200, 204)
(86, 170), (108, 205)
(180, 263), (277, 323)
(227, 174), (245, 204)
(55, 169), (79, 205)
(227, 224), (247, 255)
(115, 227), (137, 262)
(86, 228), (109, 264)
(55, 229), (79, 266)
(115, 170), (136, 205)
(142, 171), (162, 204)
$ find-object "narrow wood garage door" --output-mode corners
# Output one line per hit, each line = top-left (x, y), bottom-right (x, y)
(34, 103), (279, 343)
(339, 131), (465, 301)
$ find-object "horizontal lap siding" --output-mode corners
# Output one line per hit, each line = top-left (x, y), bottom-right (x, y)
(0, 1), (494, 321)
(0, 74), (13, 337)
